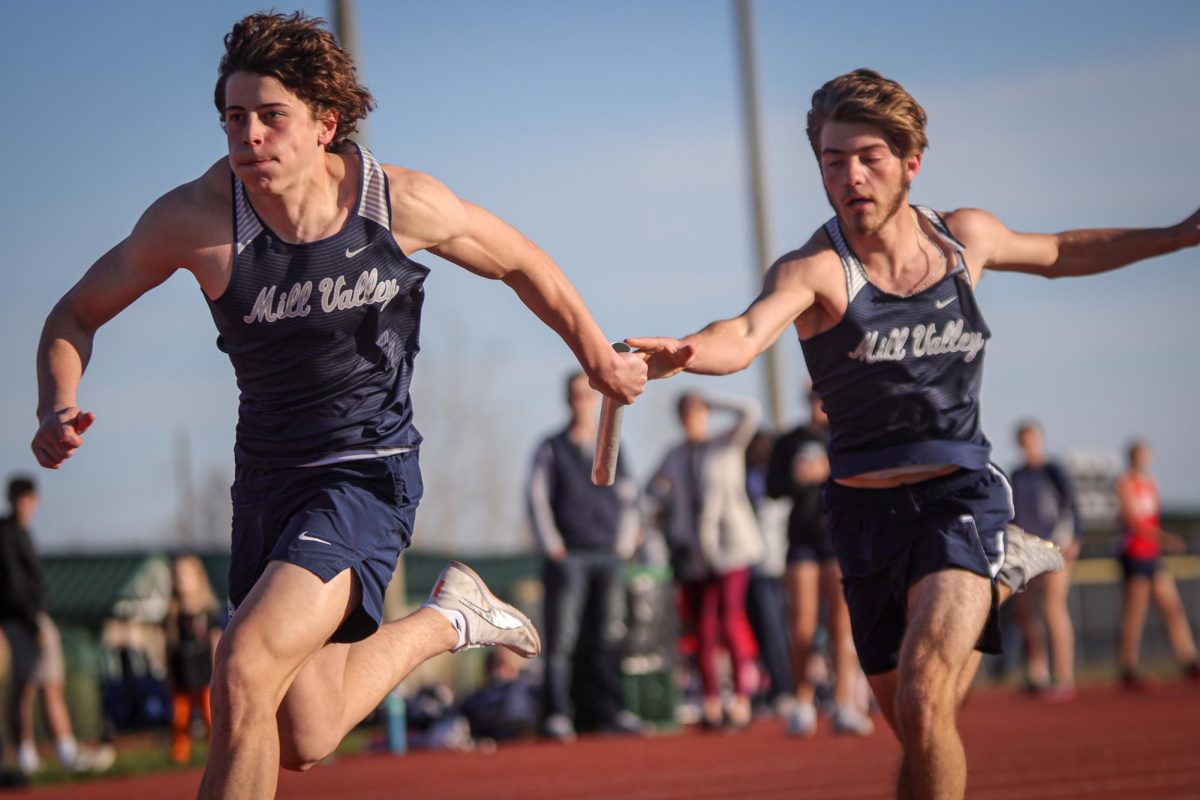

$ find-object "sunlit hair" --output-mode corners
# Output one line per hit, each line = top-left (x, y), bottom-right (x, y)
(806, 69), (928, 160)
(214, 11), (375, 149)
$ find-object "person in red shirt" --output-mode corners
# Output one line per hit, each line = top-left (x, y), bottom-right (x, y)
(1115, 440), (1200, 688)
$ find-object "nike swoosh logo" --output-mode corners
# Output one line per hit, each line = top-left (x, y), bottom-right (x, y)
(345, 245), (369, 258)
(460, 597), (526, 630)
(934, 297), (957, 309)
(297, 531), (332, 545)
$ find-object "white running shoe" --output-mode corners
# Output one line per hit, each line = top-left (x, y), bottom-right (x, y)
(424, 561), (542, 657)
(784, 701), (817, 738)
(998, 524), (1065, 594)
(831, 706), (875, 737)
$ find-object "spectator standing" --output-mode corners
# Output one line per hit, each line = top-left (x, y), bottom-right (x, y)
(767, 390), (872, 736)
(528, 372), (642, 741)
(649, 393), (764, 730)
(165, 554), (223, 764)
(1115, 440), (1200, 688)
(744, 431), (794, 713)
(1010, 421), (1081, 700)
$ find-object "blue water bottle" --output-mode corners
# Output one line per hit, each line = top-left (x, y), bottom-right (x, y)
(384, 686), (407, 755)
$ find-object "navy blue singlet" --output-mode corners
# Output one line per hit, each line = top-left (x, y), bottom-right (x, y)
(800, 206), (992, 479)
(205, 144), (430, 466)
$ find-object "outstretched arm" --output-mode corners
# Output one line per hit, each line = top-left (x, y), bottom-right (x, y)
(34, 195), (183, 468)
(949, 206), (1200, 279)
(389, 169), (645, 403)
(628, 253), (818, 379)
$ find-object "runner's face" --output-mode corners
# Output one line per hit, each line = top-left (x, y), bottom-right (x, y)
(222, 72), (335, 188)
(818, 121), (919, 236)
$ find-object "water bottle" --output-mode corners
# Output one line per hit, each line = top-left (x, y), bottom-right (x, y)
(384, 686), (407, 755)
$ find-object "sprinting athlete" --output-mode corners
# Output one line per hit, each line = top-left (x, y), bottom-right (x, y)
(631, 69), (1199, 800)
(31, 13), (645, 799)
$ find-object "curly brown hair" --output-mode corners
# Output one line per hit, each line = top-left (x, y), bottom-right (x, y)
(214, 11), (375, 149)
(806, 69), (928, 160)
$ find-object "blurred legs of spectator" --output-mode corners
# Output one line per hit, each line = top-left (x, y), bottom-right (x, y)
(684, 568), (756, 730)
(543, 552), (628, 739)
(1118, 569), (1200, 687)
(1013, 565), (1077, 699)
(745, 565), (792, 711)
(171, 687), (212, 764)
(1, 620), (40, 776)
(784, 560), (873, 736)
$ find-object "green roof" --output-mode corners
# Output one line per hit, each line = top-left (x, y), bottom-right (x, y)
(41, 549), (540, 627)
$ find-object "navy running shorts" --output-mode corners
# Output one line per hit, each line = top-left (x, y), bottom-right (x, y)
(824, 465), (1011, 676)
(1119, 553), (1160, 580)
(227, 449), (422, 644)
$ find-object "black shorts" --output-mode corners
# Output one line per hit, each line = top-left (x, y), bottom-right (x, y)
(1119, 554), (1160, 580)
(0, 620), (41, 685)
(786, 523), (837, 564)
(825, 466), (1011, 676)
(228, 450), (422, 644)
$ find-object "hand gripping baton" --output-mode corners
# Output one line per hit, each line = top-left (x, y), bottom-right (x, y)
(591, 342), (632, 486)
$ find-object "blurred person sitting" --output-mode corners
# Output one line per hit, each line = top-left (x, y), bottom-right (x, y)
(1115, 440), (1200, 688)
(528, 371), (643, 741)
(649, 393), (764, 730)
(767, 389), (873, 737)
(1010, 421), (1081, 701)
(460, 648), (540, 743)
(165, 554), (223, 765)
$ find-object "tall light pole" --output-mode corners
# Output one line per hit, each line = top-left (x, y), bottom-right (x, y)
(332, 0), (369, 146)
(734, 0), (786, 430)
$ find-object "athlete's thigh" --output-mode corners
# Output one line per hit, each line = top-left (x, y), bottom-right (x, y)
(277, 641), (351, 736)
(900, 569), (991, 678)
(219, 561), (360, 692)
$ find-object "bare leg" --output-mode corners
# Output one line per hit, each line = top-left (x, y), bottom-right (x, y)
(823, 561), (862, 710)
(1041, 567), (1075, 688)
(894, 570), (992, 800)
(785, 562), (821, 706)
(17, 683), (36, 752)
(1012, 585), (1048, 687)
(1118, 576), (1152, 674)
(198, 562), (456, 799)
(1150, 572), (1199, 664)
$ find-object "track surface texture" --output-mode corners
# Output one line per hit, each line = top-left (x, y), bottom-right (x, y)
(18, 681), (1200, 799)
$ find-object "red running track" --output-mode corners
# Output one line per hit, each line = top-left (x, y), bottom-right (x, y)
(18, 681), (1200, 799)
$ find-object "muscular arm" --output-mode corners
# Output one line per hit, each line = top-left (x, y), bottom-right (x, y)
(628, 250), (820, 379)
(34, 191), (188, 467)
(948, 206), (1200, 279)
(388, 169), (644, 403)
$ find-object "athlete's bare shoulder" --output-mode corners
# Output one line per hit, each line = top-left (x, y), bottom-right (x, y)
(380, 164), (465, 255)
(934, 207), (1010, 282)
(121, 158), (235, 296)
(770, 227), (843, 293)
(777, 226), (851, 339)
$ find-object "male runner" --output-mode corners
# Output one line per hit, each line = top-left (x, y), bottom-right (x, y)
(31, 13), (645, 799)
(631, 68), (1200, 799)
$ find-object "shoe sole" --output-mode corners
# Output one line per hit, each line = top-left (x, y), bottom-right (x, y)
(447, 560), (543, 657)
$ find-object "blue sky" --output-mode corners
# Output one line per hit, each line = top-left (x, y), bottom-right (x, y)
(1, 1), (1198, 552)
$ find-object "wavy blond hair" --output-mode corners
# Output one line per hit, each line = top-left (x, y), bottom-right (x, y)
(806, 69), (928, 159)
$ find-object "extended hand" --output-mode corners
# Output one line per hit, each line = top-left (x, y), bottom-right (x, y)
(592, 349), (648, 405)
(31, 407), (96, 469)
(625, 337), (696, 380)
(1178, 207), (1200, 248)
